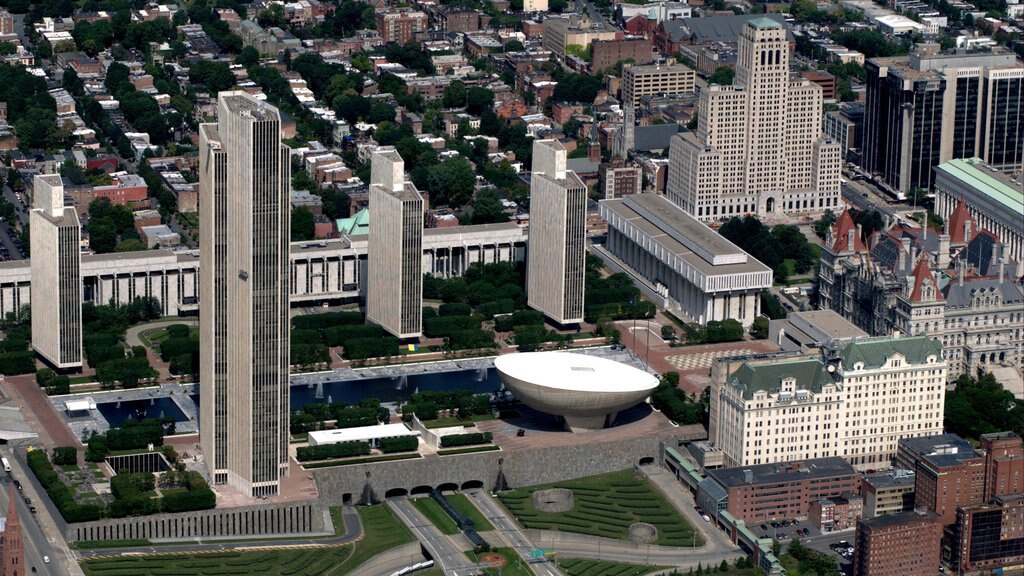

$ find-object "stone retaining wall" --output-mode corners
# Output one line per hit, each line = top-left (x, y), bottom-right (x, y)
(314, 429), (704, 503)
(66, 501), (327, 543)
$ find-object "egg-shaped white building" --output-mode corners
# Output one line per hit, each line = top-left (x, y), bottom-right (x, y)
(494, 351), (659, 431)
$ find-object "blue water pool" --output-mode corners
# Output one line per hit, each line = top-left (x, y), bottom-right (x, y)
(95, 397), (188, 427)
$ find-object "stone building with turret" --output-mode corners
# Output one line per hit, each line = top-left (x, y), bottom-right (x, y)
(817, 204), (1024, 378)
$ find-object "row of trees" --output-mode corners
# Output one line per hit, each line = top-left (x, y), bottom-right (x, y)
(402, 390), (491, 422)
(87, 197), (146, 254)
(159, 324), (198, 376)
(290, 310), (399, 361)
(650, 372), (708, 427)
(36, 368), (71, 395)
(81, 298), (160, 389)
(85, 417), (172, 462)
(291, 398), (390, 435)
(0, 307), (36, 375)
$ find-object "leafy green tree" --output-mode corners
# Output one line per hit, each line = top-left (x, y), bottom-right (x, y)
(471, 188), (509, 224)
(750, 316), (769, 340)
(235, 46), (260, 66)
(708, 66), (735, 86)
(443, 80), (467, 109)
(945, 372), (1024, 439)
(813, 209), (836, 239)
(427, 157), (476, 207)
(466, 87), (495, 116)
(105, 61), (130, 94)
(291, 206), (316, 241)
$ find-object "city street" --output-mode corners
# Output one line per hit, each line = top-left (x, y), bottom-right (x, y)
(387, 496), (483, 576)
(465, 490), (564, 576)
(1, 446), (83, 576)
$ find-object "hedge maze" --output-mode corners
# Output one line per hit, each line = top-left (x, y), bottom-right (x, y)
(497, 470), (703, 547)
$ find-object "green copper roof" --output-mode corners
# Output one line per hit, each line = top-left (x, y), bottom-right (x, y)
(840, 335), (943, 370)
(336, 208), (370, 235)
(748, 16), (783, 29)
(935, 158), (1023, 217)
(728, 358), (832, 399)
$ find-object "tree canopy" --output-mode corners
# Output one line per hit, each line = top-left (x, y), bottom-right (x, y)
(945, 371), (1024, 440)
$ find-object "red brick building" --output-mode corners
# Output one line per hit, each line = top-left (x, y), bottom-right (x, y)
(914, 447), (986, 527)
(954, 494), (1024, 573)
(980, 432), (1024, 500)
(801, 69), (837, 101)
(496, 97), (529, 120)
(852, 509), (942, 576)
(700, 458), (862, 523)
(375, 9), (428, 44)
(809, 493), (864, 532)
(590, 38), (655, 75)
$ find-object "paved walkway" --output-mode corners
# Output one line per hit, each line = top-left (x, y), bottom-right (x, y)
(124, 318), (198, 383)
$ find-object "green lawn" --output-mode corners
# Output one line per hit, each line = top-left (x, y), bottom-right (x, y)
(446, 493), (494, 531)
(465, 547), (533, 576)
(412, 496), (460, 535)
(79, 505), (414, 576)
(559, 558), (667, 576)
(69, 376), (94, 384)
(497, 470), (703, 547)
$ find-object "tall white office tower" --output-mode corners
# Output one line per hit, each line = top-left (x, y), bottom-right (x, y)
(199, 91), (290, 497)
(526, 139), (587, 325)
(367, 147), (424, 339)
(667, 18), (842, 222)
(29, 174), (82, 369)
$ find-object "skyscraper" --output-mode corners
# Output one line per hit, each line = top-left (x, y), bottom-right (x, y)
(526, 139), (586, 325)
(862, 44), (1023, 194)
(29, 173), (81, 369)
(199, 91), (290, 497)
(367, 147), (424, 339)
(667, 18), (842, 222)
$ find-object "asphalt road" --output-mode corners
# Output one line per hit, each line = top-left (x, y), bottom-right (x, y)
(1, 446), (82, 576)
(465, 490), (564, 576)
(2, 183), (29, 228)
(387, 496), (483, 576)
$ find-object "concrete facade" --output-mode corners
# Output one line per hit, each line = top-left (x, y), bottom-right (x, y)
(667, 19), (842, 222)
(367, 148), (424, 339)
(29, 174), (82, 369)
(312, 431), (699, 503)
(599, 194), (772, 327)
(934, 157), (1024, 265)
(0, 224), (527, 318)
(66, 501), (325, 543)
(526, 140), (586, 325)
(622, 61), (696, 108)
(199, 92), (290, 497)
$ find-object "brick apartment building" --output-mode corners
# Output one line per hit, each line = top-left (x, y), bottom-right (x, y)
(699, 458), (862, 523)
(853, 509), (943, 576)
(954, 494), (1024, 573)
(809, 493), (864, 532)
(375, 9), (428, 44)
(589, 38), (655, 74)
(906, 432), (1023, 526)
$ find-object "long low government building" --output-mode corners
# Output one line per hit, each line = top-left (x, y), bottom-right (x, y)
(598, 194), (773, 327)
(0, 222), (527, 317)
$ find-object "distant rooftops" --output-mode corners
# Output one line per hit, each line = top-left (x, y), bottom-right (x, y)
(709, 457), (858, 488)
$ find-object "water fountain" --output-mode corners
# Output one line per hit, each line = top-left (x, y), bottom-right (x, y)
(314, 381), (324, 400)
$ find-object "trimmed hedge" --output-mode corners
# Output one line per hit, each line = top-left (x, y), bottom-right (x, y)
(52, 446), (78, 465)
(296, 441), (371, 462)
(27, 451), (103, 522)
(379, 436), (418, 453)
(439, 432), (493, 448)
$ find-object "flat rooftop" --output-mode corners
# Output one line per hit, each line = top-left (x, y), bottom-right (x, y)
(789, 309), (869, 339)
(601, 194), (772, 277)
(935, 157), (1024, 218)
(863, 469), (916, 490)
(708, 457), (858, 488)
(308, 423), (418, 445)
(476, 404), (705, 453)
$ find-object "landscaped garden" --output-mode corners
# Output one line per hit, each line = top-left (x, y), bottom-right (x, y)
(497, 470), (703, 547)
(79, 505), (414, 576)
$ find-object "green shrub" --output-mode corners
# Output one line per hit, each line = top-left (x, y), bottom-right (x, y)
(51, 446), (78, 465)
(379, 436), (418, 453)
(295, 441), (371, 462)
(439, 432), (492, 448)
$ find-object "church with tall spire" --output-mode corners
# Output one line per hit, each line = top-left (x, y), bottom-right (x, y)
(1, 482), (24, 576)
